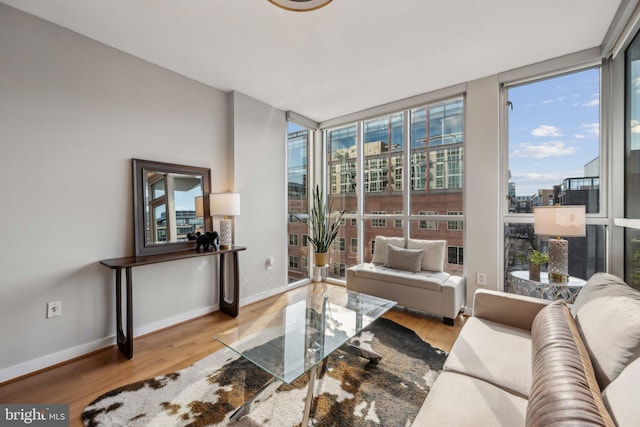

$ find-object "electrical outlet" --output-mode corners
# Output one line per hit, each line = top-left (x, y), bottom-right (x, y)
(266, 257), (274, 270)
(47, 301), (62, 318)
(477, 273), (487, 287)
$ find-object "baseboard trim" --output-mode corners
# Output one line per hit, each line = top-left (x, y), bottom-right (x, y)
(0, 304), (219, 384)
(239, 286), (289, 306)
(0, 336), (116, 384)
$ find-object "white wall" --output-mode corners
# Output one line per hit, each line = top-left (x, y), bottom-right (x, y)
(231, 92), (289, 305)
(0, 4), (231, 380)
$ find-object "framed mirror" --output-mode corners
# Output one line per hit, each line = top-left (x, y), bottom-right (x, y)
(133, 159), (211, 256)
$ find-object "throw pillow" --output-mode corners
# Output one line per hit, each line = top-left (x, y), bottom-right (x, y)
(406, 239), (446, 272)
(570, 272), (640, 389)
(371, 236), (405, 264)
(526, 300), (615, 427)
(384, 244), (425, 273)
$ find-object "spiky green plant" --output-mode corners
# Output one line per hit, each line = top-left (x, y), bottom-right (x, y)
(296, 185), (345, 253)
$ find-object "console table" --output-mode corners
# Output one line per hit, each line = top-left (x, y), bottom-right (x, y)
(100, 245), (246, 358)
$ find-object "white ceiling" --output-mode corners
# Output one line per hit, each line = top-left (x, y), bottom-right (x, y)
(1, 0), (625, 123)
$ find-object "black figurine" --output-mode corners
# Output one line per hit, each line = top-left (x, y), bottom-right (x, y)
(196, 231), (220, 252)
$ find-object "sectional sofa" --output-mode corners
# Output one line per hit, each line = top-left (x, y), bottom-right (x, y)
(413, 272), (640, 426)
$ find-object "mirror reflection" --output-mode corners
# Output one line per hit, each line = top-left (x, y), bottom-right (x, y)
(133, 159), (211, 256)
(144, 172), (204, 244)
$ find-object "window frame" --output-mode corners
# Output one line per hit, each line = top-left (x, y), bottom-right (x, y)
(499, 60), (610, 287)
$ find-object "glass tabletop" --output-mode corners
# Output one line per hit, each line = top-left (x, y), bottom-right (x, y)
(214, 286), (396, 384)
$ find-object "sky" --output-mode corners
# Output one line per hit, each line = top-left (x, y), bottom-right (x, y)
(508, 67), (600, 197)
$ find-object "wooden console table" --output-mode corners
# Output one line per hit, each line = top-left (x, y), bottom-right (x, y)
(100, 245), (246, 358)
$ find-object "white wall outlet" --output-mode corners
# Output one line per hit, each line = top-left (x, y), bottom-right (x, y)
(266, 257), (274, 270)
(47, 301), (62, 318)
(477, 273), (487, 287)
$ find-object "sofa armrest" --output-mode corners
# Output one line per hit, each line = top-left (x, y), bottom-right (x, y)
(472, 289), (552, 331)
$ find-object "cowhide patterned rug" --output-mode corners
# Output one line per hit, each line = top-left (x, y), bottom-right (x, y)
(82, 318), (446, 426)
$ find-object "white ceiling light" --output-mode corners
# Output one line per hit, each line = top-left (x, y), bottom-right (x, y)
(268, 0), (333, 12)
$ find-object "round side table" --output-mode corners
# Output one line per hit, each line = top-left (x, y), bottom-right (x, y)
(507, 270), (587, 303)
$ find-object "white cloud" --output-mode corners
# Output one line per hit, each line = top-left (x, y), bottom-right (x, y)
(511, 141), (576, 159)
(531, 125), (562, 137)
(582, 123), (599, 136)
(631, 119), (640, 134)
(513, 172), (564, 183)
(525, 96), (567, 107)
(582, 99), (599, 107)
(574, 134), (585, 139)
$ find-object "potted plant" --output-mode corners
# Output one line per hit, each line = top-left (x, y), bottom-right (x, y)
(528, 249), (549, 282)
(295, 185), (345, 269)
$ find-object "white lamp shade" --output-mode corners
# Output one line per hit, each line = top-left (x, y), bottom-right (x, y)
(534, 205), (586, 237)
(210, 193), (241, 217)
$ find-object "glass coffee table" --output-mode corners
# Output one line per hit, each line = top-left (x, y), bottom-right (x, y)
(214, 285), (396, 425)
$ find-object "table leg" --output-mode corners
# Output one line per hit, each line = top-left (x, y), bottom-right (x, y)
(301, 364), (318, 426)
(220, 251), (240, 318)
(115, 267), (133, 359)
(229, 376), (282, 422)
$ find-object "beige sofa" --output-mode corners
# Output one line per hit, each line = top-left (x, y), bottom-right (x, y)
(413, 272), (640, 426)
(346, 236), (465, 325)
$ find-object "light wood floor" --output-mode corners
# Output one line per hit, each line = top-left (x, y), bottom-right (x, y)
(0, 283), (465, 427)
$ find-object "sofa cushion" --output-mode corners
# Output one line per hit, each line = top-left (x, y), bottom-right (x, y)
(602, 357), (640, 426)
(526, 301), (615, 427)
(349, 263), (450, 292)
(371, 236), (405, 264)
(407, 238), (446, 272)
(384, 244), (424, 273)
(444, 316), (533, 398)
(570, 272), (640, 388)
(412, 371), (528, 427)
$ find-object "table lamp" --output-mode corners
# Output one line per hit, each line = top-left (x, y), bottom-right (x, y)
(210, 192), (240, 248)
(534, 205), (586, 283)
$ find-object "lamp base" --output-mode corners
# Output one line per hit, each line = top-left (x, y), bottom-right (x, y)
(548, 272), (568, 284)
(220, 219), (232, 248)
(548, 238), (568, 284)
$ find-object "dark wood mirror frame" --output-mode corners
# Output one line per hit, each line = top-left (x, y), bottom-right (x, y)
(132, 158), (212, 257)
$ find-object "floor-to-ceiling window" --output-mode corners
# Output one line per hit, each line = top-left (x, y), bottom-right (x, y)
(624, 30), (640, 290)
(325, 97), (464, 280)
(287, 122), (311, 283)
(503, 67), (606, 286)
(410, 100), (464, 277)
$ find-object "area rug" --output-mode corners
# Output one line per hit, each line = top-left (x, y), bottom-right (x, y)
(82, 318), (447, 426)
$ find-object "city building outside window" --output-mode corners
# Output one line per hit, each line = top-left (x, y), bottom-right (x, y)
(448, 246), (464, 265)
(370, 211), (387, 228)
(394, 211), (403, 228)
(326, 97), (464, 279)
(418, 210), (439, 230)
(287, 122), (310, 283)
(289, 256), (299, 269)
(332, 262), (346, 278)
(447, 211), (464, 231)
